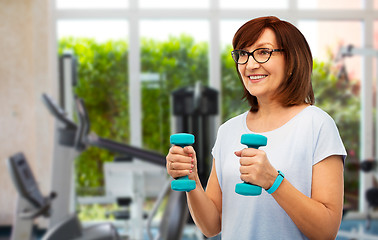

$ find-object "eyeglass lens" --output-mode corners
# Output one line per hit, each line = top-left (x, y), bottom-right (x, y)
(233, 48), (273, 64)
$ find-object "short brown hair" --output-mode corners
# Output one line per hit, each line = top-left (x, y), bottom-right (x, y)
(232, 16), (315, 112)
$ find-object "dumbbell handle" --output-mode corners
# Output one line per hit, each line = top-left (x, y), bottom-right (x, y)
(170, 133), (196, 192)
(235, 134), (267, 196)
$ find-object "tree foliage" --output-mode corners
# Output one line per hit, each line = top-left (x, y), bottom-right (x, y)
(59, 38), (129, 193)
(312, 59), (360, 197)
(140, 35), (208, 154)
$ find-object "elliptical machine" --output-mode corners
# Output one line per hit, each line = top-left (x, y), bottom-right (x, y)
(7, 152), (120, 240)
(42, 93), (190, 240)
(41, 80), (219, 240)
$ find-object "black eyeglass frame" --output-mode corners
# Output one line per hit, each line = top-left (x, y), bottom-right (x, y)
(231, 48), (284, 64)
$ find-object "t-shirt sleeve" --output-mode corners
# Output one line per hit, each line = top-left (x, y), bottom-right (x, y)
(313, 114), (347, 165)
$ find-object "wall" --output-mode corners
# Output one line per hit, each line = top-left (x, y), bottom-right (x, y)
(0, 0), (55, 225)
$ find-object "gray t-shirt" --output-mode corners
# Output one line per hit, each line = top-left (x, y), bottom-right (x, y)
(211, 106), (347, 240)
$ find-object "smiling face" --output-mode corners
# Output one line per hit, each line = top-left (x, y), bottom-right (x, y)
(237, 28), (286, 103)
(233, 16), (314, 112)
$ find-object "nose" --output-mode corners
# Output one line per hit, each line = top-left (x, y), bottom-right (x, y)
(246, 55), (261, 69)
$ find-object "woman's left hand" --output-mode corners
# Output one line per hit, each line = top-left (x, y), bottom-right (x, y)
(234, 148), (278, 190)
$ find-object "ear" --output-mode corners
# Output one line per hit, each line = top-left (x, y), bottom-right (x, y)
(286, 61), (293, 77)
(287, 64), (294, 77)
(288, 64), (293, 76)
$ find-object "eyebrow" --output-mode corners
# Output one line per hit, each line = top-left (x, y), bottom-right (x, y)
(242, 42), (275, 51)
(255, 42), (275, 48)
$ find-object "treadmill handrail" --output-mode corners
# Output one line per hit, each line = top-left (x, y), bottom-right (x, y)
(42, 94), (167, 166)
(42, 93), (77, 129)
(87, 133), (166, 167)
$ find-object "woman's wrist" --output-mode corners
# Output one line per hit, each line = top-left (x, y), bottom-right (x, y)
(265, 170), (279, 190)
(266, 170), (285, 194)
(194, 174), (201, 185)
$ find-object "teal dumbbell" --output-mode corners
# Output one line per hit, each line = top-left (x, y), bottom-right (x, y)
(170, 133), (196, 192)
(235, 133), (267, 196)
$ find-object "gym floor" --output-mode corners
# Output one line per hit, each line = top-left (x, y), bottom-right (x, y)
(337, 219), (378, 240)
(1, 221), (378, 240)
(0, 226), (218, 240)
(0, 227), (10, 240)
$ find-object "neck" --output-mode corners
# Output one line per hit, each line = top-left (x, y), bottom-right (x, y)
(247, 99), (309, 133)
(254, 99), (285, 117)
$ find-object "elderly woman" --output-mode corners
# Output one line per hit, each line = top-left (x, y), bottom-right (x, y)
(166, 16), (346, 240)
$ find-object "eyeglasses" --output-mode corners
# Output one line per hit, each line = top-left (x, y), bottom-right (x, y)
(231, 48), (284, 65)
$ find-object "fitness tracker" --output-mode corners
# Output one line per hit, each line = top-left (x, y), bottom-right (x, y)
(266, 170), (284, 194)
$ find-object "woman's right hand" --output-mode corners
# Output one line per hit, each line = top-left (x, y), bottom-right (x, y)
(166, 145), (197, 180)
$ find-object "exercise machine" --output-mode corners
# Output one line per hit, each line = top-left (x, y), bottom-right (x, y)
(335, 45), (378, 213)
(335, 45), (378, 239)
(42, 93), (190, 240)
(171, 82), (218, 188)
(49, 52), (219, 239)
(49, 53), (79, 228)
(7, 152), (120, 240)
(337, 159), (378, 240)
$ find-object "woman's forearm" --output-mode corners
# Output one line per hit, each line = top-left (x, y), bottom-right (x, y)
(273, 156), (344, 240)
(272, 178), (342, 240)
(186, 175), (222, 237)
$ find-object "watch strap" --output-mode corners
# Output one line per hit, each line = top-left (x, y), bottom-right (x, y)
(266, 170), (284, 194)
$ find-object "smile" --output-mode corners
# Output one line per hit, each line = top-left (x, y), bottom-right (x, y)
(249, 75), (267, 80)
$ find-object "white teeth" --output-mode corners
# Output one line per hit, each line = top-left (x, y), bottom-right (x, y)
(249, 75), (266, 80)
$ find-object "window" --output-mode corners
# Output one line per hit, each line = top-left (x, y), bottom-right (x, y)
(300, 20), (362, 210)
(57, 19), (129, 194)
(298, 0), (362, 9)
(140, 0), (209, 9)
(56, 0), (128, 9)
(53, 0), (378, 217)
(220, 20), (250, 121)
(58, 20), (128, 42)
(220, 0), (288, 9)
(140, 20), (209, 153)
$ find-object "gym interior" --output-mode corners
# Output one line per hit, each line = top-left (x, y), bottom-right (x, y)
(1, 0), (378, 239)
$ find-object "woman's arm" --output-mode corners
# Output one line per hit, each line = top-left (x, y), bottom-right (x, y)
(272, 155), (344, 240)
(186, 158), (222, 237)
(166, 146), (222, 237)
(236, 147), (344, 239)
